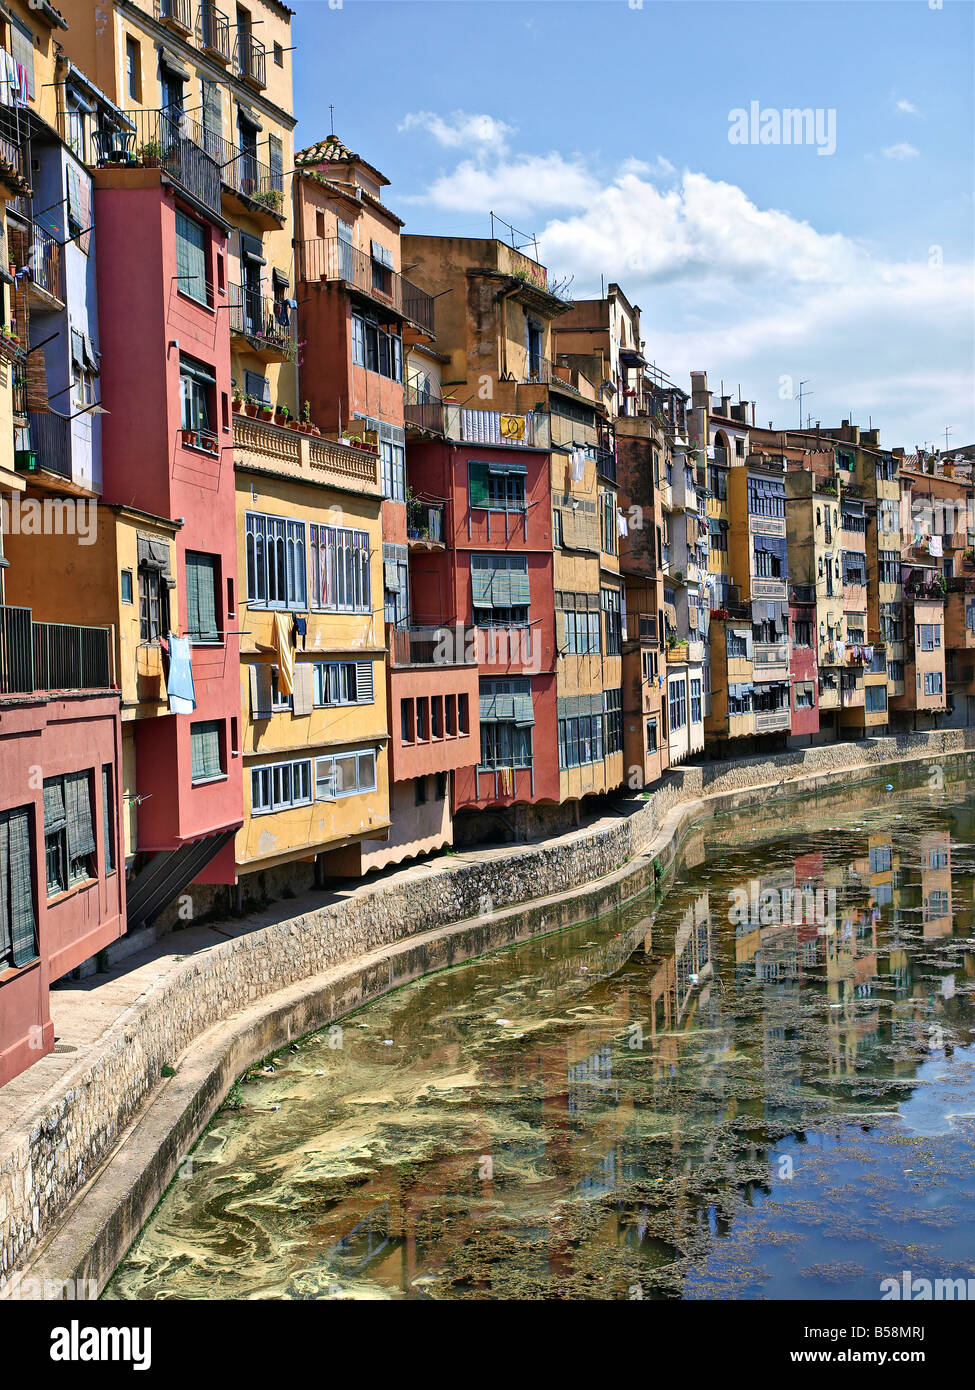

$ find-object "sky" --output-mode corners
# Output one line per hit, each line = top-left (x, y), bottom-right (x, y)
(290, 0), (975, 451)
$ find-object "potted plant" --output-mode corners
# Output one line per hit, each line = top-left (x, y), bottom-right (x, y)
(259, 401), (274, 421)
(243, 394), (259, 418)
(140, 140), (163, 167)
(300, 400), (313, 434)
(181, 426), (196, 448)
(232, 387), (243, 414)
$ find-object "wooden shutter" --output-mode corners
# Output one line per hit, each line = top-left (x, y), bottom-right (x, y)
(292, 662), (313, 716)
(249, 663), (273, 718)
(468, 463), (490, 508)
(354, 660), (374, 703)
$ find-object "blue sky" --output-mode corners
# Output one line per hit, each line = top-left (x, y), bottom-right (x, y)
(291, 1), (974, 449)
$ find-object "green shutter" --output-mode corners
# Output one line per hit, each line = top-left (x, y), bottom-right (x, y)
(186, 552), (218, 641)
(512, 693), (534, 726)
(471, 567), (495, 608)
(175, 212), (207, 303)
(468, 462), (490, 509)
(102, 765), (115, 874)
(508, 566), (530, 607)
(1, 808), (37, 968)
(66, 772), (96, 860)
(191, 722), (223, 781)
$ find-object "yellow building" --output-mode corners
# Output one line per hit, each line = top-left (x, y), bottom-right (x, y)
(233, 414), (390, 897)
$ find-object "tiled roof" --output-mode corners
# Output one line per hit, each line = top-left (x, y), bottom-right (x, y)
(295, 136), (388, 186)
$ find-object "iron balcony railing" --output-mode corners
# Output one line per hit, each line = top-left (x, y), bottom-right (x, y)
(790, 584), (817, 604)
(26, 221), (64, 301)
(154, 0), (192, 27)
(190, 121), (283, 211)
(196, 1), (231, 60)
(406, 499), (445, 543)
(450, 404), (539, 447)
(388, 624), (476, 668)
(296, 237), (435, 332)
(404, 385), (445, 435)
(0, 100), (28, 189)
(229, 283), (296, 359)
(0, 605), (113, 694)
(520, 355), (553, 384)
(90, 109), (220, 216)
(29, 410), (71, 479)
(236, 30), (267, 87)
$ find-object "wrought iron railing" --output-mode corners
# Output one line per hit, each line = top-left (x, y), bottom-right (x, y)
(406, 500), (445, 543)
(190, 120), (283, 210)
(154, 0), (192, 27)
(26, 221), (64, 301)
(0, 100), (28, 188)
(29, 411), (71, 479)
(0, 605), (113, 694)
(388, 625), (475, 668)
(296, 237), (435, 331)
(196, 0), (231, 60)
(404, 387), (444, 435)
(236, 30), (267, 87)
(90, 109), (220, 216)
(229, 283), (296, 359)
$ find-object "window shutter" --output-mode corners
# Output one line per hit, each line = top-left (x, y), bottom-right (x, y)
(43, 778), (66, 831)
(468, 463), (490, 508)
(0, 808), (37, 967)
(186, 553), (218, 641)
(249, 663), (274, 719)
(175, 213), (207, 302)
(66, 772), (96, 859)
(292, 662), (313, 716)
(10, 19), (35, 100)
(191, 722), (222, 780)
(355, 661), (374, 703)
(268, 133), (283, 190)
(508, 565), (530, 607)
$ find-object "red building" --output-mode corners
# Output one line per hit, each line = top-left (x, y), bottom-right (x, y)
(94, 151), (242, 921)
(406, 424), (559, 824)
(0, 610), (124, 1084)
(789, 583), (820, 740)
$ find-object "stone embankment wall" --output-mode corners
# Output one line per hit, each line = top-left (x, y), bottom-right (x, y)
(0, 729), (971, 1289)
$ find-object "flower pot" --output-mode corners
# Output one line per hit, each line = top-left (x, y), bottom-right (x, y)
(181, 429), (196, 448)
(244, 403), (258, 418)
(232, 399), (242, 414)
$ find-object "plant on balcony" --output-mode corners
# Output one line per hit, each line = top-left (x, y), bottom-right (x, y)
(140, 140), (164, 167)
(275, 404), (290, 427)
(251, 187), (284, 213)
(232, 386), (243, 413)
(259, 401), (274, 421)
(243, 394), (259, 418)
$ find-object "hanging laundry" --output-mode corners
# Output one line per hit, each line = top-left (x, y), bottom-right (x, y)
(272, 611), (294, 695)
(929, 534), (943, 556)
(570, 449), (586, 483)
(166, 635), (196, 714)
(292, 615), (307, 650)
(617, 509), (628, 538)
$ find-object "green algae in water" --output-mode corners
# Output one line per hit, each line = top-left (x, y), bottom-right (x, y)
(105, 771), (975, 1301)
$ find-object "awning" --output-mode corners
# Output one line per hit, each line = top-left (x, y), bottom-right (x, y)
(159, 46), (191, 80)
(138, 535), (172, 574)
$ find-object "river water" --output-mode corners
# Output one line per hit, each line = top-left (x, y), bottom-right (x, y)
(105, 769), (975, 1300)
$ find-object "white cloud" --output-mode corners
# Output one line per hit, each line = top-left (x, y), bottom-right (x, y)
(882, 142), (920, 160)
(398, 110), (514, 152)
(412, 153), (601, 216)
(895, 97), (921, 116)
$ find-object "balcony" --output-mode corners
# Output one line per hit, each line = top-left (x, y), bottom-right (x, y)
(154, 0), (192, 31)
(229, 284), (296, 362)
(28, 411), (71, 479)
(388, 625), (476, 669)
(790, 584), (816, 605)
(0, 605), (113, 695)
(296, 238), (435, 334)
(626, 613), (657, 646)
(236, 31), (267, 89)
(196, 2), (232, 62)
(406, 499), (446, 547)
(91, 109), (220, 218)
(754, 707), (791, 733)
(404, 385), (445, 436)
(447, 404), (545, 449)
(233, 413), (381, 495)
(0, 101), (30, 197)
(23, 222), (64, 306)
(191, 122), (284, 226)
(666, 640), (689, 663)
(753, 641), (790, 678)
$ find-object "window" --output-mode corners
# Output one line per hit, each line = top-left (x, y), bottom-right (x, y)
(246, 512), (308, 610)
(185, 552), (219, 642)
(179, 356), (215, 444)
(924, 671), (943, 696)
(747, 476), (786, 518)
(646, 718), (658, 754)
(308, 524), (369, 612)
(416, 698), (429, 740)
(917, 624), (941, 651)
(690, 678), (702, 725)
(139, 565), (168, 642)
(414, 776), (427, 806)
(600, 490), (617, 554)
(887, 661), (904, 682)
(125, 36), (141, 102)
(668, 679), (687, 731)
(121, 569), (133, 605)
(251, 758), (313, 814)
(472, 554), (530, 626)
(604, 687), (623, 754)
(707, 466), (727, 500)
(845, 614), (866, 645)
(351, 310), (402, 381)
(708, 516), (728, 551)
(102, 765), (116, 874)
(727, 631), (749, 658)
(558, 711), (605, 769)
(480, 678), (533, 769)
(270, 668), (292, 712)
(795, 684), (814, 709)
(562, 603), (600, 656)
(865, 685), (887, 712)
(601, 587), (623, 655)
(728, 684), (752, 716)
(378, 437), (406, 501)
(878, 551), (900, 585)
(382, 542), (408, 626)
(190, 721), (224, 783)
(843, 553), (867, 586)
(0, 807), (37, 969)
(313, 661), (374, 707)
(793, 620), (813, 647)
(244, 370), (270, 405)
(175, 212), (208, 305)
(468, 460), (527, 512)
(314, 749), (377, 801)
(273, 41), (284, 65)
(552, 506), (563, 548)
(753, 535), (787, 579)
(458, 693), (469, 735)
(43, 773), (96, 897)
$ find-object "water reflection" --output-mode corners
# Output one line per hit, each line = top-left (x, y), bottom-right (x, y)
(106, 772), (975, 1301)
